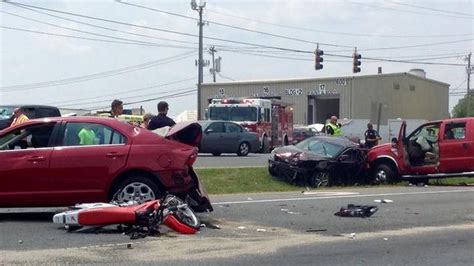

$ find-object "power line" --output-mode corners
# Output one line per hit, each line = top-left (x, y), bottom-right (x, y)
(7, 3), (200, 46)
(206, 8), (473, 38)
(0, 51), (196, 91)
(45, 77), (197, 105)
(328, 39), (474, 53)
(0, 10), (197, 50)
(388, 1), (474, 18)
(347, 1), (474, 20)
(8, 1), (471, 55)
(449, 79), (467, 92)
(117, 0), (354, 48)
(1, 25), (197, 50)
(71, 88), (197, 111)
(325, 53), (466, 66)
(58, 86), (196, 108)
(6, 1), (315, 54)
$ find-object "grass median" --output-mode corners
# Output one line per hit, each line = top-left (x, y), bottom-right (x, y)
(195, 167), (301, 194)
(195, 167), (474, 195)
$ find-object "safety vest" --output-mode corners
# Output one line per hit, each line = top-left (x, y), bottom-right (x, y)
(326, 123), (342, 136)
(10, 114), (29, 128)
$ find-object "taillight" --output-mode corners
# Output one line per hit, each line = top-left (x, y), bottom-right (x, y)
(187, 148), (198, 165)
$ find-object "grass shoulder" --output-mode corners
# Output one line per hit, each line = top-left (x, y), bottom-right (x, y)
(195, 167), (474, 195)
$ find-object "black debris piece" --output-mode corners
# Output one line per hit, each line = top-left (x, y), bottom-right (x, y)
(334, 204), (378, 218)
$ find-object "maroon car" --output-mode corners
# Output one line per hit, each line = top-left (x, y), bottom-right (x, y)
(0, 117), (212, 212)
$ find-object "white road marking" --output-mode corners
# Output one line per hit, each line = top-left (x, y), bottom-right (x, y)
(301, 191), (359, 196)
(214, 189), (474, 205)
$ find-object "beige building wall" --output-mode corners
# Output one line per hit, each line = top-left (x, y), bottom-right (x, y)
(200, 72), (449, 125)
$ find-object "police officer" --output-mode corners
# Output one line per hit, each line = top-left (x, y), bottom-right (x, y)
(325, 116), (343, 136)
(148, 101), (176, 130)
(364, 123), (382, 148)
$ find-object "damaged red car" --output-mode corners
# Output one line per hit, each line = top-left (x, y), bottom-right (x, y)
(0, 117), (212, 212)
(268, 136), (366, 187)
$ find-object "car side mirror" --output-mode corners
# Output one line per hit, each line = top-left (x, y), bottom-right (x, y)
(391, 137), (398, 147)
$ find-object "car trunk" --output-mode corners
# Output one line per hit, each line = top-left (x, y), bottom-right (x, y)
(165, 122), (202, 147)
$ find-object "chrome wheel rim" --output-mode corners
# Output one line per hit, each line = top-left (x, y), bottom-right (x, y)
(240, 143), (249, 155)
(375, 170), (387, 183)
(311, 172), (330, 188)
(116, 182), (155, 203)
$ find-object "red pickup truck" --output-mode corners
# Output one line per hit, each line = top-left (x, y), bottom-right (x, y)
(367, 117), (474, 183)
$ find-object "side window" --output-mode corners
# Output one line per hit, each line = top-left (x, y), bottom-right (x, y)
(265, 108), (271, 122)
(342, 149), (360, 160)
(38, 108), (60, 118)
(225, 123), (242, 133)
(62, 123), (126, 146)
(444, 122), (466, 140)
(207, 122), (223, 133)
(0, 123), (56, 150)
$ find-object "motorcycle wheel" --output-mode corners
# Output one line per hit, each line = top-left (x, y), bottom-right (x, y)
(163, 196), (201, 234)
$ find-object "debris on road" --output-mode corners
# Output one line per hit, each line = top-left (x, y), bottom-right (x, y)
(350, 233), (356, 239)
(281, 208), (301, 215)
(126, 243), (133, 249)
(384, 238), (388, 241)
(374, 199), (393, 203)
(247, 197), (253, 201)
(306, 229), (328, 233)
(335, 204), (378, 218)
(18, 240), (23, 244)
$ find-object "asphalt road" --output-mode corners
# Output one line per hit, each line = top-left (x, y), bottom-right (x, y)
(194, 153), (269, 168)
(1, 186), (473, 265)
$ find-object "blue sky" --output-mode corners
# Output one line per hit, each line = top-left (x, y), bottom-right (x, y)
(1, 0), (472, 117)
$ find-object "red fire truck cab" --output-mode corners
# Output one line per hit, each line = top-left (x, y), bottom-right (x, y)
(207, 98), (293, 152)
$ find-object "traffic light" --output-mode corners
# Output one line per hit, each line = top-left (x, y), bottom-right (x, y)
(315, 48), (324, 70)
(352, 51), (361, 73)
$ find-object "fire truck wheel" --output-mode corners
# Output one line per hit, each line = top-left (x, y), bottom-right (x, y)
(261, 138), (270, 153)
(237, 142), (250, 156)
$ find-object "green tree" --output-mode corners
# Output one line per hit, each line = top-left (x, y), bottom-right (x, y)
(452, 93), (474, 117)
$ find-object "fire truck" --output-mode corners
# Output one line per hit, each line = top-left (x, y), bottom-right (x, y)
(207, 98), (293, 152)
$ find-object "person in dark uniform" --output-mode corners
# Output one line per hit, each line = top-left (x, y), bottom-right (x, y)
(364, 123), (381, 148)
(148, 101), (176, 130)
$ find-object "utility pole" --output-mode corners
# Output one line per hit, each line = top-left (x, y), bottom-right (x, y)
(209, 46), (217, 82)
(467, 52), (472, 117)
(191, 0), (206, 120)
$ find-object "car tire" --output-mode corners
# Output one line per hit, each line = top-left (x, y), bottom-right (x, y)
(110, 176), (162, 204)
(237, 142), (250, 156)
(373, 164), (398, 184)
(212, 153), (221, 156)
(268, 165), (278, 177)
(308, 171), (331, 188)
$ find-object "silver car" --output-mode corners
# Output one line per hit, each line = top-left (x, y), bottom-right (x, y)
(198, 120), (260, 156)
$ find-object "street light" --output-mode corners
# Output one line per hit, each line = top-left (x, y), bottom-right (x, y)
(191, 0), (206, 119)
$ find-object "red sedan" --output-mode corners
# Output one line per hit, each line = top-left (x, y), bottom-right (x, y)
(0, 117), (212, 212)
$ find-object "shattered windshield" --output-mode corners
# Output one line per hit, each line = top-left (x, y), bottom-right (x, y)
(0, 106), (14, 119)
(295, 138), (344, 158)
(209, 107), (257, 122)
